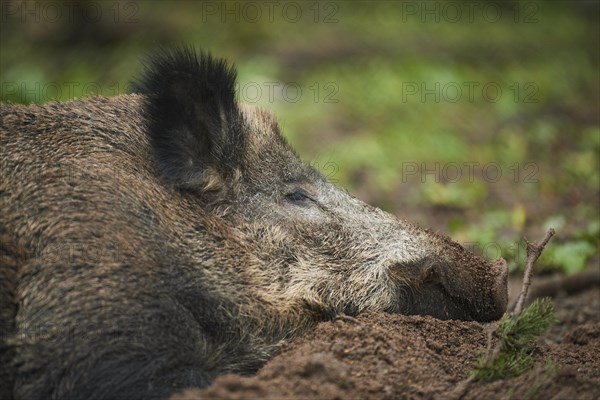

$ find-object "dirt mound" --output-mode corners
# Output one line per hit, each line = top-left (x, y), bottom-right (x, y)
(174, 287), (600, 400)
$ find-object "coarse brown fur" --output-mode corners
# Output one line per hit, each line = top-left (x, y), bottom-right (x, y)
(0, 48), (508, 400)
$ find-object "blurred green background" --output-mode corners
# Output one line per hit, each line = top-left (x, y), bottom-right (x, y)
(1, 0), (598, 274)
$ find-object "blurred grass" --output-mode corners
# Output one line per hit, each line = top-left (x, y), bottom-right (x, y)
(1, 0), (598, 273)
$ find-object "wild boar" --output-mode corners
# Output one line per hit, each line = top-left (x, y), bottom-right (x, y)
(0, 48), (508, 400)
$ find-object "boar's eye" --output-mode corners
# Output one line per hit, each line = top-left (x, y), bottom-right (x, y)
(285, 188), (315, 204)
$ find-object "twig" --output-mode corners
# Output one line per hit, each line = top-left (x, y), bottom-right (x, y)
(512, 228), (556, 317)
(527, 268), (600, 304)
(443, 376), (473, 400)
(480, 322), (501, 368)
(445, 228), (556, 400)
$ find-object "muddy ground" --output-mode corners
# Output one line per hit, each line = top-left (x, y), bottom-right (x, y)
(173, 273), (600, 400)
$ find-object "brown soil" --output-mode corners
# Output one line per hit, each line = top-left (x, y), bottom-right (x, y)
(173, 276), (600, 400)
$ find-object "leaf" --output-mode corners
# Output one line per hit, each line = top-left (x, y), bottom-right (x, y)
(512, 204), (527, 231)
(543, 240), (596, 274)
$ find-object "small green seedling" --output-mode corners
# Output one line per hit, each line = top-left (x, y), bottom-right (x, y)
(470, 297), (557, 381)
(470, 228), (557, 381)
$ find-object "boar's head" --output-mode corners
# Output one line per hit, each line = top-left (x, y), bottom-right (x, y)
(1, 47), (511, 400)
(135, 48), (508, 323)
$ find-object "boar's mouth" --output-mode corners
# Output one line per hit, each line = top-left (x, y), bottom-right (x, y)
(397, 281), (477, 321)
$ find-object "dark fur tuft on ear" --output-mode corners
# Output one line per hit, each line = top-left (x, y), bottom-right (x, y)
(133, 46), (246, 191)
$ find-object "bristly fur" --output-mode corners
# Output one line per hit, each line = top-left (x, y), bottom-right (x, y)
(1, 47), (509, 400)
(132, 46), (247, 190)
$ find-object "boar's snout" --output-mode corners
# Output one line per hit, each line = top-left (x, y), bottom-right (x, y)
(393, 256), (509, 322)
(436, 256), (509, 322)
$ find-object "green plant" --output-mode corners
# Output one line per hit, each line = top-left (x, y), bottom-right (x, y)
(470, 298), (557, 381)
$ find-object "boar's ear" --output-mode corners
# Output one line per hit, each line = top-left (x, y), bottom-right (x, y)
(133, 47), (246, 192)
